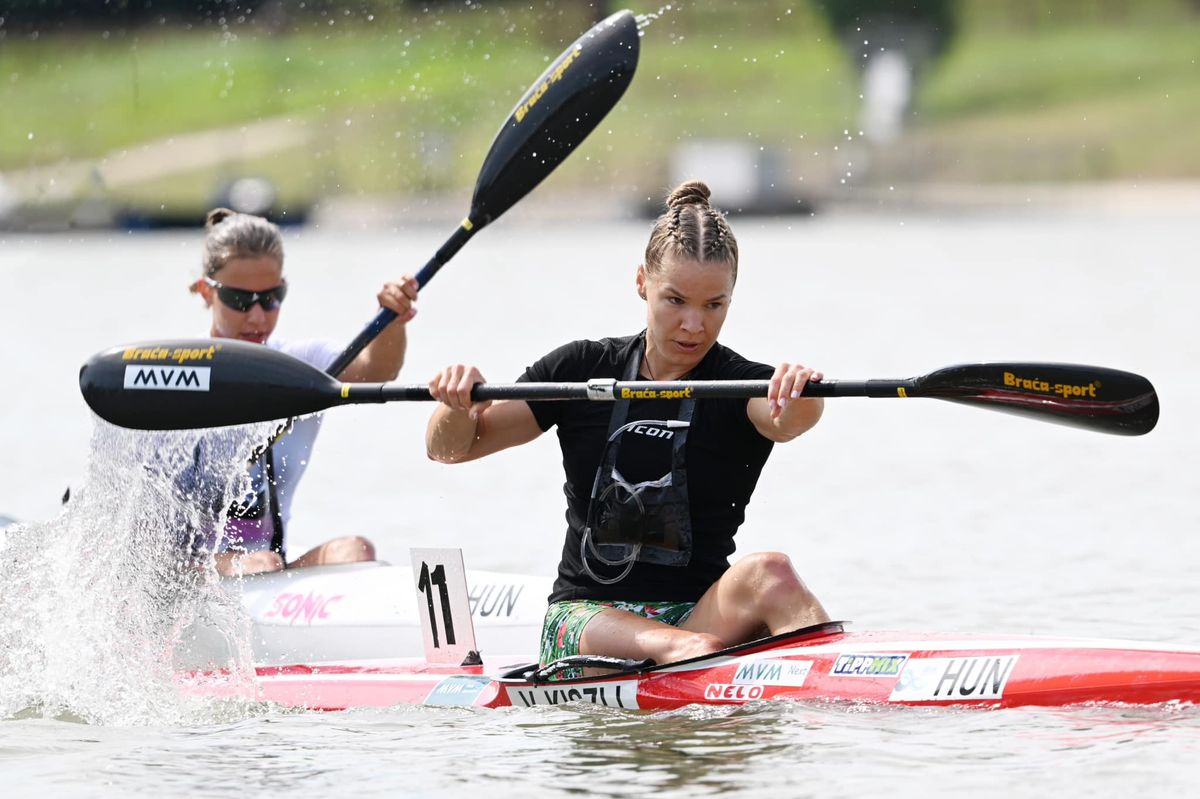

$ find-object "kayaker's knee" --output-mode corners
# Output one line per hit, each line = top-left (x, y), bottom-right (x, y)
(746, 551), (802, 585)
(216, 549), (284, 577)
(744, 551), (812, 603)
(331, 535), (375, 562)
(668, 632), (726, 663)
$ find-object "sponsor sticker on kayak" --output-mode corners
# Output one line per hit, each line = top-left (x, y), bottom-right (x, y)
(830, 653), (909, 678)
(468, 583), (526, 619)
(507, 680), (638, 709)
(425, 676), (493, 707)
(732, 659), (813, 687)
(262, 591), (344, 625)
(888, 655), (1019, 702)
(704, 683), (765, 702)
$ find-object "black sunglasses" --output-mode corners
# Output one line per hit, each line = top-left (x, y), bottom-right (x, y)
(204, 276), (288, 312)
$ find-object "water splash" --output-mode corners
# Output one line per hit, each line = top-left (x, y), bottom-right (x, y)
(0, 420), (270, 725)
(635, 4), (675, 33)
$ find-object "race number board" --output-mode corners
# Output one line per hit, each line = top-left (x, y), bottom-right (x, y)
(410, 548), (480, 664)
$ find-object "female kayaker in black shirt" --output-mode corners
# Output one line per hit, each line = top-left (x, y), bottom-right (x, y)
(425, 180), (830, 671)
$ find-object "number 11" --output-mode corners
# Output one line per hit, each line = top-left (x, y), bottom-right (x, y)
(417, 561), (457, 648)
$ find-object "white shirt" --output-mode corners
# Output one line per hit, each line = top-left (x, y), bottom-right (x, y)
(211, 337), (342, 554)
(258, 338), (342, 528)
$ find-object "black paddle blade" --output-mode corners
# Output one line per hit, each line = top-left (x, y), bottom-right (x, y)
(915, 362), (1159, 436)
(79, 340), (343, 430)
(469, 10), (640, 227)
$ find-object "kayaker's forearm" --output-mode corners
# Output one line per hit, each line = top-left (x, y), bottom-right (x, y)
(344, 323), (407, 383)
(426, 405), (480, 463)
(338, 277), (418, 382)
(779, 397), (823, 440)
(759, 397), (823, 443)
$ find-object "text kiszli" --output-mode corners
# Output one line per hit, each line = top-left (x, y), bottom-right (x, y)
(512, 683), (632, 708)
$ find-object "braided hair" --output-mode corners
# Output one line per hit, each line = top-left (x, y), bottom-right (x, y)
(644, 180), (739, 283)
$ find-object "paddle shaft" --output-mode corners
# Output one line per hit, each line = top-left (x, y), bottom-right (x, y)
(343, 378), (916, 404)
(80, 338), (1160, 435)
(333, 372), (1156, 437)
(324, 11), (639, 378)
(327, 224), (475, 376)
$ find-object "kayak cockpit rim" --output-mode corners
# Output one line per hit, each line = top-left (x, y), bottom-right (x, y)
(498, 620), (849, 686)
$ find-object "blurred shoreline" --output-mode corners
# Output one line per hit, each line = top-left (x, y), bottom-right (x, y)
(4, 179), (1199, 234)
(307, 179), (1200, 229)
(5, 4), (1199, 235)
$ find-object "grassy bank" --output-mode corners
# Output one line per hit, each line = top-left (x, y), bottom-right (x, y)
(907, 21), (1200, 181)
(2, 2), (1198, 217)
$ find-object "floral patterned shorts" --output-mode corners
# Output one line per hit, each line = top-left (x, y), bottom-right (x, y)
(538, 599), (696, 679)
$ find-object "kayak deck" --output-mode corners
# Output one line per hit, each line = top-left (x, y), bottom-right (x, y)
(180, 622), (1200, 711)
(176, 561), (550, 669)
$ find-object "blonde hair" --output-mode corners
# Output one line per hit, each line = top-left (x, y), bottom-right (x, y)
(190, 208), (284, 294)
(644, 180), (739, 283)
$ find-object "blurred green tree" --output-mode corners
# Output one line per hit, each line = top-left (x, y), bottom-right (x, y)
(811, 0), (959, 143)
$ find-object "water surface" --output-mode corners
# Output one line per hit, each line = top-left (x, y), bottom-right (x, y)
(1, 205), (1198, 795)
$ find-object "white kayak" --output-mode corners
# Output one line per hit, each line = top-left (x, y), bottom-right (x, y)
(177, 561), (551, 669)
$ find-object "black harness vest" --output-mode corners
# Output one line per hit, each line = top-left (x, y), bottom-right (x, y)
(581, 336), (696, 583)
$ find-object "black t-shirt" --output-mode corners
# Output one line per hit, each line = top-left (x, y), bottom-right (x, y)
(519, 333), (776, 603)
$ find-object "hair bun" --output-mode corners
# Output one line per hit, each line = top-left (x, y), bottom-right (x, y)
(205, 207), (236, 230)
(665, 180), (712, 210)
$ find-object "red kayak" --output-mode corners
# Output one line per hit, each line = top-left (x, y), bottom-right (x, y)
(181, 621), (1200, 711)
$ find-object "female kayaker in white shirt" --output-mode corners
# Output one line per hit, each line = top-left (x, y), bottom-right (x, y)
(190, 208), (417, 576)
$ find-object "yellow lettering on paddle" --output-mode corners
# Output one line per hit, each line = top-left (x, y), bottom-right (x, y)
(170, 345), (217, 364)
(1003, 371), (1099, 399)
(122, 346), (171, 361)
(619, 387), (695, 400)
(514, 45), (581, 123)
(122, 344), (219, 363)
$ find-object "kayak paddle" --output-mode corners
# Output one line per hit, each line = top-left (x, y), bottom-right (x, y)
(326, 10), (640, 376)
(80, 339), (1160, 437)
